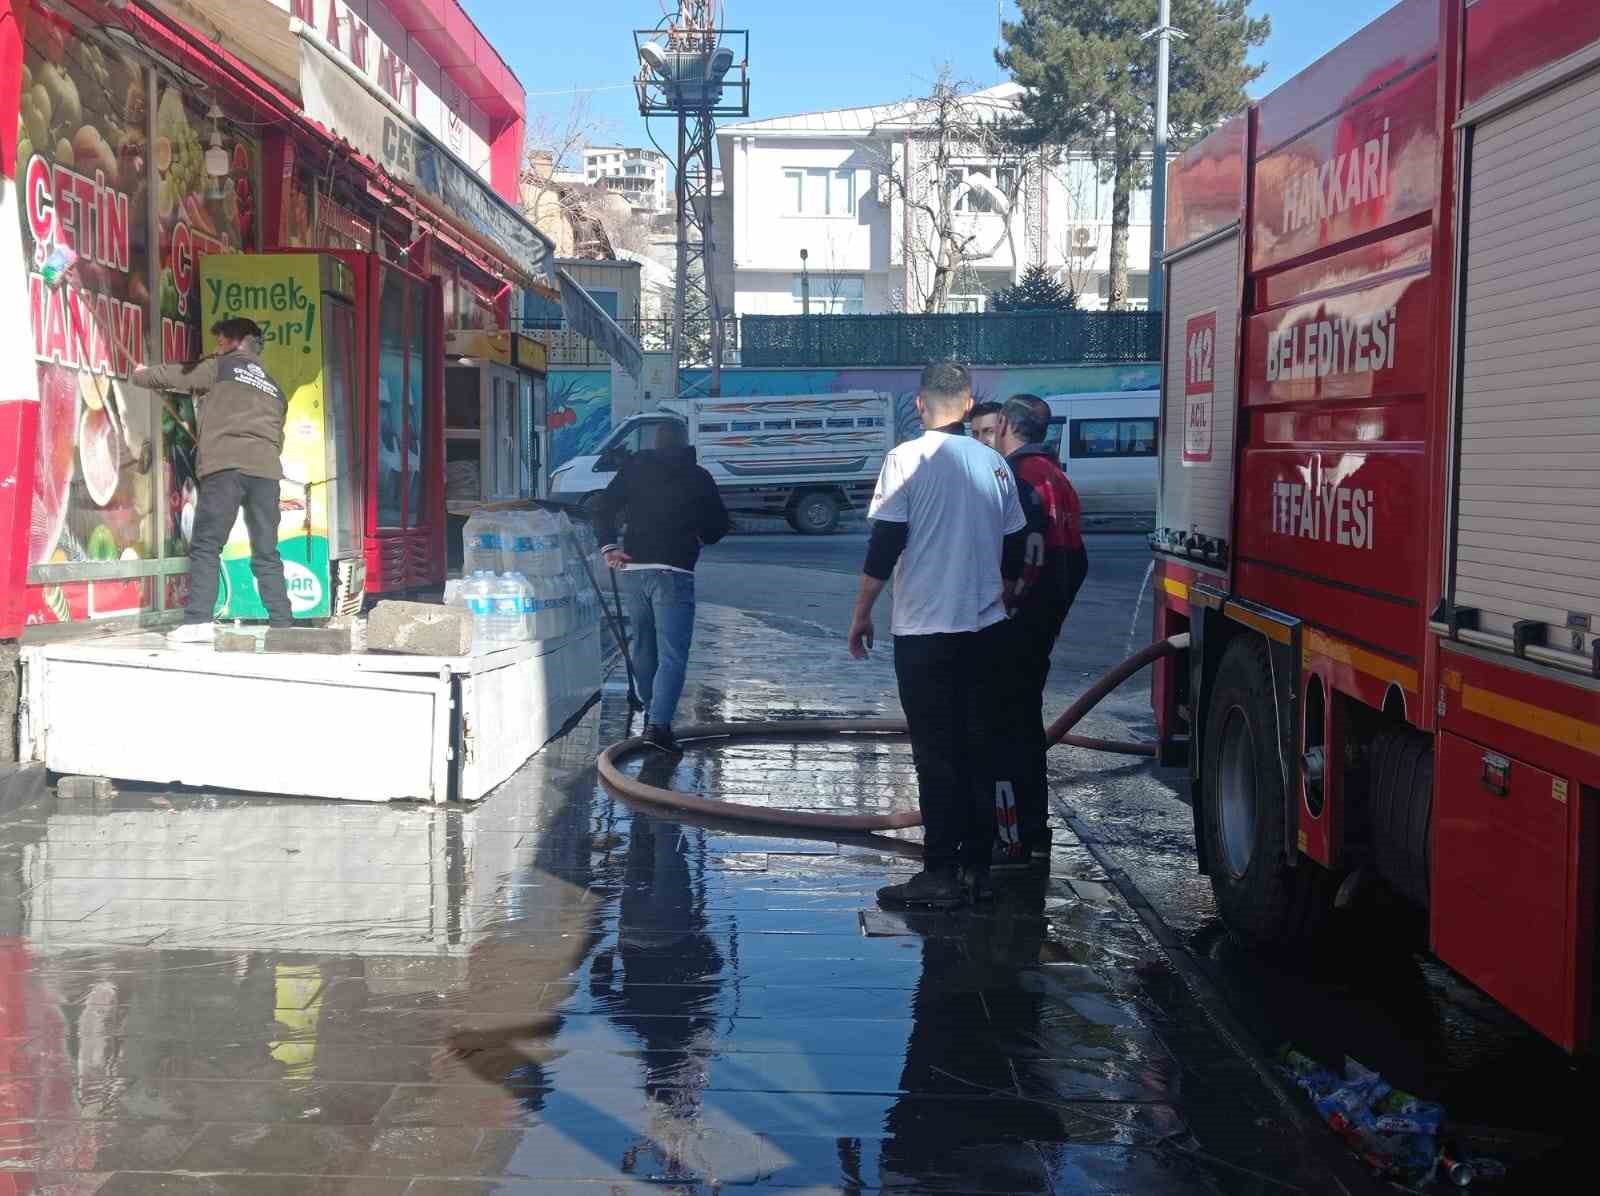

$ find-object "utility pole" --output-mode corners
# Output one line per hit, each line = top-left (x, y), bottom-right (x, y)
(635, 4), (748, 399)
(1143, 0), (1185, 313)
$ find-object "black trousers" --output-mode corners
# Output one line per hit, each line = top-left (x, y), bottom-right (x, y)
(1003, 601), (1067, 847)
(894, 619), (1017, 870)
(186, 469), (293, 625)
(1000, 545), (1087, 847)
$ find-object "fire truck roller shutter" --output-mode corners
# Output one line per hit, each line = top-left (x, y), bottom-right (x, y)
(1159, 229), (1241, 557)
(1451, 67), (1600, 659)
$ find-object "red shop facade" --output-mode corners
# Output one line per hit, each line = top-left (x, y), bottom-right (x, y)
(0, 0), (553, 644)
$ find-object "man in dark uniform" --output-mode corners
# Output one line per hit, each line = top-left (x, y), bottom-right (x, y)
(133, 317), (293, 641)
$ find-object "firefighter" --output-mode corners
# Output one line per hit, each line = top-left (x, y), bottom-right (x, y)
(991, 393), (1088, 870)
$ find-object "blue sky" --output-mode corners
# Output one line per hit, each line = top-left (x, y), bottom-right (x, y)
(473, 1), (1403, 157)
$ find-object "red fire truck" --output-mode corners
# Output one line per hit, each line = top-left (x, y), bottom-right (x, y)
(1152, 0), (1600, 1053)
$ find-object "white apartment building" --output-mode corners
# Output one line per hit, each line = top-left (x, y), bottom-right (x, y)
(583, 146), (671, 214)
(716, 84), (1154, 317)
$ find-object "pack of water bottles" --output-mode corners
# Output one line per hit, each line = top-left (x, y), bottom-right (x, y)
(462, 510), (566, 578)
(454, 510), (602, 651)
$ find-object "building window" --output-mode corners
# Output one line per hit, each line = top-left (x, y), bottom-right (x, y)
(1096, 272), (1151, 307)
(948, 164), (1017, 214)
(1069, 418), (1158, 459)
(943, 269), (1011, 313)
(792, 274), (865, 314)
(782, 167), (857, 216)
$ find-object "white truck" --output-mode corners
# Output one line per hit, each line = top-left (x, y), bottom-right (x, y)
(550, 391), (895, 534)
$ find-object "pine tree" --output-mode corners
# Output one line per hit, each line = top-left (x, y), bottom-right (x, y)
(999, 1), (1269, 308)
(990, 264), (1079, 312)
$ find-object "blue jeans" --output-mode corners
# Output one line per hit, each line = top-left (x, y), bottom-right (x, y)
(623, 568), (696, 728)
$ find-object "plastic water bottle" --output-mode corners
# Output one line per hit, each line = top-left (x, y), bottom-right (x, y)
(463, 513), (505, 575)
(463, 571), (494, 650)
(509, 571), (537, 641)
(491, 573), (523, 643)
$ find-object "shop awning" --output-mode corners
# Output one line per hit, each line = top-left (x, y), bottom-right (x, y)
(558, 269), (645, 380)
(295, 23), (555, 285)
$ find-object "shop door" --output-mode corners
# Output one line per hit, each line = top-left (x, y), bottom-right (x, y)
(371, 264), (442, 592)
(323, 295), (362, 559)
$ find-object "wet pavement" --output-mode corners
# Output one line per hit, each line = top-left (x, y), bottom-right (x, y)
(0, 573), (1381, 1194)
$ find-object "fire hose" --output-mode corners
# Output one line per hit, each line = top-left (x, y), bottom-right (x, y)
(596, 633), (1190, 831)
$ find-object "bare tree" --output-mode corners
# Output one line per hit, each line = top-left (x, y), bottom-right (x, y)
(520, 95), (610, 218)
(866, 67), (1049, 313)
(813, 232), (856, 313)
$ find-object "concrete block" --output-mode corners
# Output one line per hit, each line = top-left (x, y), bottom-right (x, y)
(366, 601), (473, 657)
(264, 626), (352, 655)
(56, 774), (117, 800)
(215, 630), (261, 653)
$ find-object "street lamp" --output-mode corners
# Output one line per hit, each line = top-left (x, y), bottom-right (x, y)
(800, 248), (810, 316)
(1142, 0), (1186, 313)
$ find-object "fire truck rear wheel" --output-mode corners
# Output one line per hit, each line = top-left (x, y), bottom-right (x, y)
(1202, 636), (1331, 950)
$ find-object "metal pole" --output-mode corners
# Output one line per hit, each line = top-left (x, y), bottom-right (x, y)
(702, 111), (723, 397)
(1146, 0), (1178, 313)
(671, 110), (689, 400)
(800, 248), (810, 315)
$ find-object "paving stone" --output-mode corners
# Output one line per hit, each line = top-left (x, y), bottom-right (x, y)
(264, 625), (352, 655)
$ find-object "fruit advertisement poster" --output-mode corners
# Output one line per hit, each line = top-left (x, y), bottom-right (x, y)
(14, 12), (257, 626)
(18, 16), (155, 624)
(199, 253), (331, 620)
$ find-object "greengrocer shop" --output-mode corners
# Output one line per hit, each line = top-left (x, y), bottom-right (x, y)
(0, 0), (559, 642)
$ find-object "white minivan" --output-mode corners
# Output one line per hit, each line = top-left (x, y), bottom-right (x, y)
(1040, 390), (1159, 527)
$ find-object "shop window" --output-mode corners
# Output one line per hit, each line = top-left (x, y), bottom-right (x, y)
(20, 21), (163, 607)
(1069, 417), (1158, 459)
(377, 276), (408, 527)
(377, 268), (435, 528)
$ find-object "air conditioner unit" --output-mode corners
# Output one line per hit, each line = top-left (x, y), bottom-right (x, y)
(1072, 226), (1093, 246)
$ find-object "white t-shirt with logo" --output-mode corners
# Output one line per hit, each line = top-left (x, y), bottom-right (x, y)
(867, 429), (1026, 637)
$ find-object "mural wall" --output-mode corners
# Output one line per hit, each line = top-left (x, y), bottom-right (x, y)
(546, 368), (610, 471)
(544, 361), (1161, 471)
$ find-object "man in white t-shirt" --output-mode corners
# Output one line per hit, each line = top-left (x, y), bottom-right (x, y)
(848, 363), (1028, 908)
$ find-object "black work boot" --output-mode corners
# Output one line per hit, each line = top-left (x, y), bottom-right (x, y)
(641, 724), (682, 754)
(877, 866), (964, 910)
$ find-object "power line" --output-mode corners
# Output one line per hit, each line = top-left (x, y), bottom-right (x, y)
(524, 82), (638, 98)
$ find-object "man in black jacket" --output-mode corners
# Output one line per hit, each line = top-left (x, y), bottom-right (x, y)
(594, 419), (730, 752)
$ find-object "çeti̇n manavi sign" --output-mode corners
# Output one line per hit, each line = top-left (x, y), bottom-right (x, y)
(294, 27), (553, 285)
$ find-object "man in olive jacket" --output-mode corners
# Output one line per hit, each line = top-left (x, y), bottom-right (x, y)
(132, 316), (293, 642)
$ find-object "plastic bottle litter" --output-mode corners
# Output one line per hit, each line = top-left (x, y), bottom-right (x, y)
(1279, 1048), (1446, 1184)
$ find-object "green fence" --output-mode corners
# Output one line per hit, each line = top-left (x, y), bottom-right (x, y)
(739, 310), (1162, 368)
